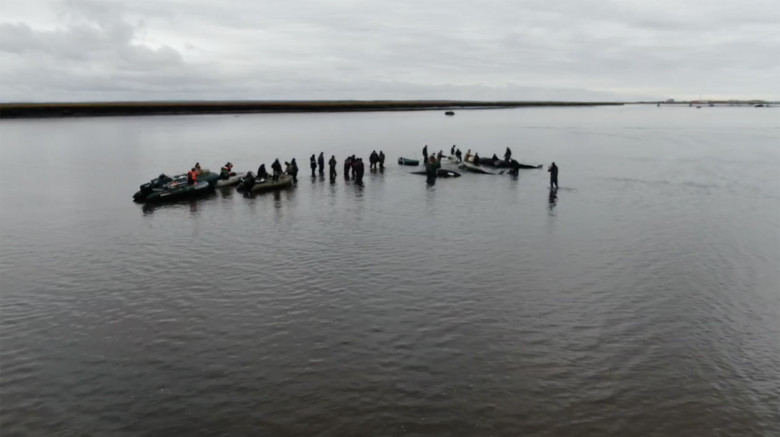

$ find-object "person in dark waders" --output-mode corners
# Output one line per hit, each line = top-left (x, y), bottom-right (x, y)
(271, 159), (282, 182)
(328, 155), (337, 179)
(310, 154), (317, 177)
(369, 150), (379, 170)
(318, 152), (325, 176)
(508, 160), (520, 176)
(344, 156), (352, 180)
(284, 161), (293, 181)
(422, 145), (428, 161)
(289, 158), (299, 183)
(239, 172), (255, 192)
(378, 150), (385, 170)
(355, 158), (365, 183)
(425, 155), (440, 184)
(548, 162), (559, 189)
(504, 147), (512, 162)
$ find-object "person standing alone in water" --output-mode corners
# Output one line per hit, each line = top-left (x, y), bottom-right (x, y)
(318, 152), (325, 176)
(548, 162), (558, 189)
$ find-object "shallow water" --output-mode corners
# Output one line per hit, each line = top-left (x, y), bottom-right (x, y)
(1, 105), (779, 436)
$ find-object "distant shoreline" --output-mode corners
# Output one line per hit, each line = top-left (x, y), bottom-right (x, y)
(0, 100), (624, 119)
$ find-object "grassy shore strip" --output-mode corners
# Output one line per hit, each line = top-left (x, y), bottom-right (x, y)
(0, 100), (624, 119)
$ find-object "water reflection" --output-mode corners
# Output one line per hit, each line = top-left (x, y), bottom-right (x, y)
(140, 192), (216, 215)
(217, 186), (236, 199)
(272, 190), (286, 209)
(548, 187), (558, 213)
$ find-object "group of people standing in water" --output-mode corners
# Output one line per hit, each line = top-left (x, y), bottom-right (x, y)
(244, 150), (387, 186)
(194, 146), (558, 189)
(422, 144), (559, 187)
(421, 144), (512, 166)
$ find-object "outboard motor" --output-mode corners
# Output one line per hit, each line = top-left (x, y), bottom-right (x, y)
(133, 181), (154, 201)
(139, 175), (167, 193)
(133, 174), (172, 201)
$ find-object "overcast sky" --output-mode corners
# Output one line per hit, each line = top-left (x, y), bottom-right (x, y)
(1, 0), (777, 102)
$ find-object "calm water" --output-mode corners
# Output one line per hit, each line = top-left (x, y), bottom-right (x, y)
(1, 106), (778, 436)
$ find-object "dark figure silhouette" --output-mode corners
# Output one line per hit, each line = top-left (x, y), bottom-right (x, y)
(257, 164), (269, 179)
(424, 156), (440, 184)
(355, 158), (365, 183)
(289, 158), (298, 183)
(504, 147), (512, 161)
(239, 171), (256, 191)
(378, 151), (385, 170)
(271, 159), (282, 182)
(472, 153), (480, 165)
(310, 154), (317, 177)
(351, 155), (357, 179)
(329, 155), (337, 179)
(437, 150), (444, 161)
(548, 162), (558, 189)
(344, 157), (352, 180)
(455, 148), (462, 162)
(507, 160), (522, 176)
(422, 145), (428, 161)
(318, 152), (325, 175)
(369, 150), (379, 170)
(451, 145), (456, 155)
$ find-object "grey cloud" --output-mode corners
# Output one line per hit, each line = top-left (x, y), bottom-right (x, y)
(1, 0), (777, 102)
(0, 0), (197, 101)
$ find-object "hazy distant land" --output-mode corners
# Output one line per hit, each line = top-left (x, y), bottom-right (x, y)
(0, 100), (625, 119)
(1, 100), (773, 119)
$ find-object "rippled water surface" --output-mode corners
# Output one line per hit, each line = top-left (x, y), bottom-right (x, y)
(1, 106), (779, 436)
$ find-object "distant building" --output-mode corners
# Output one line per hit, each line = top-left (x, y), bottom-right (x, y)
(665, 98), (675, 103)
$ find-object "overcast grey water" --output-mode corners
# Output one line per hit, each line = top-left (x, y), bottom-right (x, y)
(1, 106), (778, 436)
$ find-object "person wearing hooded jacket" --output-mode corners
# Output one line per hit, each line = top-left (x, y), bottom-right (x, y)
(271, 159), (283, 182)
(317, 152), (325, 175)
(328, 155), (337, 179)
(289, 158), (299, 183)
